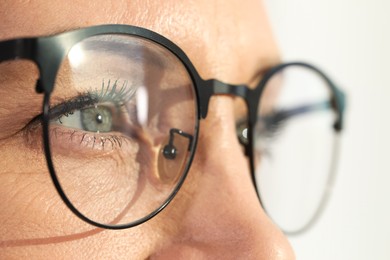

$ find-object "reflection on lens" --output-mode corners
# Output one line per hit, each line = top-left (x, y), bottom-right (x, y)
(48, 34), (197, 227)
(255, 65), (339, 234)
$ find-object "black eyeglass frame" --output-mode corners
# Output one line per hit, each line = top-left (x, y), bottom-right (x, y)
(0, 24), (346, 232)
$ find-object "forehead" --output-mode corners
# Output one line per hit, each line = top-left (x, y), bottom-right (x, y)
(0, 0), (278, 82)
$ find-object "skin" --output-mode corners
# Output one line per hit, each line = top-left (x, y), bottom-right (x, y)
(0, 0), (295, 259)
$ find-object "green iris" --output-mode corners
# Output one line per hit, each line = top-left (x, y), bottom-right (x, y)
(80, 106), (113, 133)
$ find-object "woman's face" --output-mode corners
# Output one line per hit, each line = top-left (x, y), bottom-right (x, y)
(0, 0), (294, 259)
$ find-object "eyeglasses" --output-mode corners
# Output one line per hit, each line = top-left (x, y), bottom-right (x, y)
(0, 24), (346, 234)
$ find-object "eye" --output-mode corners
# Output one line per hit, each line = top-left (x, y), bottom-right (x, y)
(55, 104), (115, 133)
(82, 106), (113, 132)
(49, 79), (139, 136)
(235, 114), (286, 147)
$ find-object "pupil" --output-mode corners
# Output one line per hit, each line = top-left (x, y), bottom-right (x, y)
(96, 113), (103, 124)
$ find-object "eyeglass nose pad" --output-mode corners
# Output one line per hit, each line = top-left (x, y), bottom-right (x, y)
(157, 129), (192, 185)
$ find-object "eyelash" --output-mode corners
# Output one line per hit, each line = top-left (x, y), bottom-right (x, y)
(49, 79), (135, 122)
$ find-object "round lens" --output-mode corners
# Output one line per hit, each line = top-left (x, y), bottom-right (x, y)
(47, 34), (197, 227)
(255, 64), (339, 234)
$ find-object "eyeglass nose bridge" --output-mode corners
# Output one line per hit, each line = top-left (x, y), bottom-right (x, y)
(199, 79), (258, 175)
(199, 79), (258, 122)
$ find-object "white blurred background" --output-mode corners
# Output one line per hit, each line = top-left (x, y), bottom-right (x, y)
(264, 0), (390, 259)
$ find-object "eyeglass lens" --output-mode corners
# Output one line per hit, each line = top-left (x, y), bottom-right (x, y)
(255, 66), (338, 233)
(47, 34), (197, 226)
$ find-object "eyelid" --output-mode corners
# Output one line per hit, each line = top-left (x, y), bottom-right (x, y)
(49, 94), (97, 121)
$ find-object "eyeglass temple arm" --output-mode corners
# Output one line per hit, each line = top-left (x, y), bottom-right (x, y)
(262, 101), (329, 126)
(0, 38), (36, 61)
(262, 88), (346, 132)
(333, 87), (346, 131)
(0, 38), (63, 95)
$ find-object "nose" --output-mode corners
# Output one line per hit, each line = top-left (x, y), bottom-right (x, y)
(150, 97), (295, 259)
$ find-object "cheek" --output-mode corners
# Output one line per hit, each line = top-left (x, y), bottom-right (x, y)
(0, 136), (82, 241)
(0, 130), (183, 236)
(0, 134), (169, 258)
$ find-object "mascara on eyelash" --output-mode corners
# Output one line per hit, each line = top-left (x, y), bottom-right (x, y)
(94, 79), (136, 104)
(49, 79), (137, 122)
